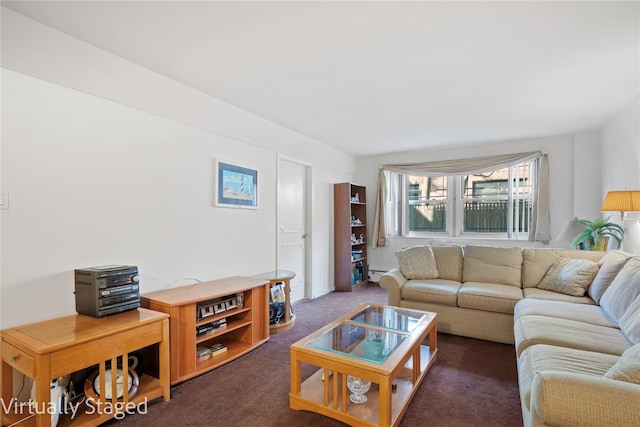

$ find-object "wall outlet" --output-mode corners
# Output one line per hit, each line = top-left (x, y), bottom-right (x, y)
(0, 190), (9, 210)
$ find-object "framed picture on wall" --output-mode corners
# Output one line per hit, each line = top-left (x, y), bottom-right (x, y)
(214, 160), (258, 209)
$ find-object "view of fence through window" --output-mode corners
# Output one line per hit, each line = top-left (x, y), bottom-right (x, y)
(409, 176), (447, 231)
(407, 161), (534, 235)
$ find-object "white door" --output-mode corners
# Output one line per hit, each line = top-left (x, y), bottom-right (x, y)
(277, 158), (308, 302)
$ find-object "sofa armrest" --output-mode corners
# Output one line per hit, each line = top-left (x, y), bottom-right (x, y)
(379, 268), (408, 306)
(530, 371), (640, 427)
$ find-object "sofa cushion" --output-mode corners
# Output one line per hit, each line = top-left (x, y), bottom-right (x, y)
(536, 258), (600, 297)
(604, 344), (640, 384)
(462, 245), (523, 287)
(600, 257), (640, 324)
(519, 344), (618, 411)
(514, 314), (631, 357)
(401, 279), (461, 307)
(589, 250), (632, 303)
(395, 246), (438, 279)
(514, 299), (617, 328)
(458, 282), (523, 314)
(523, 288), (597, 305)
(432, 245), (463, 282)
(521, 248), (604, 288)
(619, 295), (640, 344)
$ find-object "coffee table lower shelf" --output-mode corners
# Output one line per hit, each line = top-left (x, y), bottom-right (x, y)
(290, 345), (435, 427)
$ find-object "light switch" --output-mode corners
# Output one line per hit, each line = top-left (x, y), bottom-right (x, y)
(0, 191), (8, 210)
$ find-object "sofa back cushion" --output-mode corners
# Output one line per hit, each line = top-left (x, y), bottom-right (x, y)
(522, 248), (604, 288)
(604, 343), (640, 384)
(462, 245), (523, 287)
(589, 250), (632, 303)
(619, 295), (640, 344)
(432, 245), (463, 282)
(395, 246), (439, 279)
(600, 257), (640, 325)
(536, 258), (600, 297)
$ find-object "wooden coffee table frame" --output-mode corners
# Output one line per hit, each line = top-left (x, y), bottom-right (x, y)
(290, 304), (437, 427)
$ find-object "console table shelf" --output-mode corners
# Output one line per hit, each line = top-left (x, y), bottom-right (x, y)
(195, 315), (251, 344)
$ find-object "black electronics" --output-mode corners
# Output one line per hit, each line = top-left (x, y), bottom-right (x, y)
(269, 302), (285, 325)
(196, 293), (243, 320)
(74, 265), (140, 317)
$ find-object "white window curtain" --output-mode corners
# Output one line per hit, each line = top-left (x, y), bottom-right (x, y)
(372, 150), (550, 247)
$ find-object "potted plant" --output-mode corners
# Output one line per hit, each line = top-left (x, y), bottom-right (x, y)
(570, 217), (624, 250)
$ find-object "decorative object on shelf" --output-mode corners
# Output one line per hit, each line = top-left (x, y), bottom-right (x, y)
(214, 159), (258, 209)
(196, 346), (212, 364)
(128, 351), (144, 376)
(351, 193), (360, 203)
(270, 301), (286, 324)
(346, 375), (371, 404)
(270, 282), (285, 302)
(351, 216), (363, 225)
(321, 369), (333, 381)
(31, 376), (71, 427)
(84, 365), (139, 402)
(600, 190), (640, 221)
(570, 217), (624, 250)
(351, 233), (365, 244)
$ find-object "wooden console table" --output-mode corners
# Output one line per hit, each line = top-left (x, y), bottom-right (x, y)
(253, 270), (296, 333)
(1, 308), (170, 427)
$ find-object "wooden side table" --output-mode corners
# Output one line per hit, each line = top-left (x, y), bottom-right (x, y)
(1, 308), (170, 427)
(254, 270), (296, 333)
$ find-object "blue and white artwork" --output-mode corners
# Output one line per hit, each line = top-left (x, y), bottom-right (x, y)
(215, 161), (258, 208)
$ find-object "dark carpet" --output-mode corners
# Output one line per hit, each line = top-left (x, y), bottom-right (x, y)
(108, 283), (523, 427)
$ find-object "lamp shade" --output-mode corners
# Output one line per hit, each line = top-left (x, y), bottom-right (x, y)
(600, 190), (640, 212)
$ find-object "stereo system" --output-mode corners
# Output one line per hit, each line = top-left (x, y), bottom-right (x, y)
(74, 265), (140, 317)
(196, 293), (244, 320)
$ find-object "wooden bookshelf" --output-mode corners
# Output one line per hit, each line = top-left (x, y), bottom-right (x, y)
(334, 183), (368, 291)
(140, 276), (270, 385)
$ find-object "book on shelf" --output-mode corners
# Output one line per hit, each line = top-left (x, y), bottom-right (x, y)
(196, 318), (227, 336)
(209, 343), (228, 356)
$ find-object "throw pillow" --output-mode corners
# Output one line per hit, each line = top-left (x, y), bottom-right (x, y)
(395, 246), (439, 280)
(537, 258), (600, 297)
(588, 251), (631, 304)
(604, 344), (640, 384)
(600, 257), (640, 324)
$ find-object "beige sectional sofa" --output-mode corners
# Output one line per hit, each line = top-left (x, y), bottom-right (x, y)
(380, 245), (640, 427)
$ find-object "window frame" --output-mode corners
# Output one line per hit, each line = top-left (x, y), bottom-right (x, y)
(388, 160), (535, 240)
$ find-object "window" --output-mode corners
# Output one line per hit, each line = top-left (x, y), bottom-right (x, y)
(386, 160), (536, 239)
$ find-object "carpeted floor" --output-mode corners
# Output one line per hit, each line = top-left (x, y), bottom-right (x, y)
(107, 283), (523, 426)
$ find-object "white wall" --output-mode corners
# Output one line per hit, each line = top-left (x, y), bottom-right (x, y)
(356, 133), (602, 272)
(601, 95), (640, 254)
(0, 8), (356, 327)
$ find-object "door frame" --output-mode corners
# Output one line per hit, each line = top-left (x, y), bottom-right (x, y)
(276, 154), (312, 300)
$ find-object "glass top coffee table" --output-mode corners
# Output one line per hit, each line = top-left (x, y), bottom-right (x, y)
(290, 303), (437, 427)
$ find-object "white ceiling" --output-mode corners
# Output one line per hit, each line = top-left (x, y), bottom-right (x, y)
(3, 1), (639, 156)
